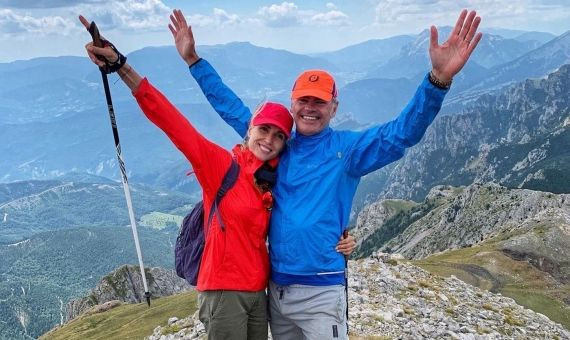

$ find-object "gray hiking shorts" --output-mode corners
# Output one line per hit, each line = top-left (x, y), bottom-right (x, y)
(268, 280), (348, 340)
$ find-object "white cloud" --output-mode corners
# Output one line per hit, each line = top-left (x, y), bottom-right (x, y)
(0, 0), (107, 9)
(212, 8), (242, 26)
(258, 2), (350, 27)
(0, 0), (172, 34)
(310, 10), (350, 26)
(0, 9), (75, 35)
(258, 2), (301, 27)
(185, 8), (243, 28)
(373, 0), (570, 29)
(87, 0), (171, 31)
(374, 0), (448, 24)
(186, 14), (215, 27)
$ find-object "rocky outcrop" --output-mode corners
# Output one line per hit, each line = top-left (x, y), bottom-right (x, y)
(353, 199), (417, 248)
(145, 253), (570, 340)
(373, 183), (569, 262)
(501, 222), (570, 284)
(66, 265), (192, 322)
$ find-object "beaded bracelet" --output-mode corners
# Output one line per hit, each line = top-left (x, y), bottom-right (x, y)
(429, 71), (452, 89)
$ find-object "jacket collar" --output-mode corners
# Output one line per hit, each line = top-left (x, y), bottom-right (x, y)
(290, 126), (332, 147)
(231, 145), (279, 171)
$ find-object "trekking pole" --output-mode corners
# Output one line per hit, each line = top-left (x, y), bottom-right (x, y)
(86, 21), (151, 307)
(343, 229), (349, 335)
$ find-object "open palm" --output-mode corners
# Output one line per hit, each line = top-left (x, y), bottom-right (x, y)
(429, 10), (482, 82)
(169, 9), (200, 66)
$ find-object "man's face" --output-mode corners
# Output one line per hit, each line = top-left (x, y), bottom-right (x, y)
(291, 96), (337, 136)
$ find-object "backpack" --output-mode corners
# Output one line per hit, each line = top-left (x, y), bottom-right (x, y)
(175, 159), (240, 286)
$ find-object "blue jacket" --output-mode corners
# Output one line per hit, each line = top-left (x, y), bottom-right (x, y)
(190, 59), (448, 285)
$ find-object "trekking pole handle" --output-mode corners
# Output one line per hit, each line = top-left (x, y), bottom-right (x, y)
(88, 21), (104, 48)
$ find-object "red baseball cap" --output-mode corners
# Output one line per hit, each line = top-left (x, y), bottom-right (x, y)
(291, 70), (337, 101)
(251, 102), (293, 138)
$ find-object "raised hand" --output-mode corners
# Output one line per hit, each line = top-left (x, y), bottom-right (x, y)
(429, 10), (482, 82)
(168, 9), (200, 66)
(78, 15), (118, 68)
(78, 14), (141, 89)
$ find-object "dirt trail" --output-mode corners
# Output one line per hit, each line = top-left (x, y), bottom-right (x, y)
(441, 262), (503, 292)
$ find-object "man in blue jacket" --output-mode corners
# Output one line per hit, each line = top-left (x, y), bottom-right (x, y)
(169, 8), (482, 339)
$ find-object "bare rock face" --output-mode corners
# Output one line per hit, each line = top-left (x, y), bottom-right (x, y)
(353, 199), (417, 248)
(66, 265), (192, 322)
(501, 222), (570, 284)
(376, 183), (569, 261)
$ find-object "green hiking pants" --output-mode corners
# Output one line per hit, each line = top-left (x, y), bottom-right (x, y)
(198, 290), (268, 340)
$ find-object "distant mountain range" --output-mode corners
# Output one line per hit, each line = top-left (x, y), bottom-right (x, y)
(0, 177), (194, 244)
(1, 28), (569, 191)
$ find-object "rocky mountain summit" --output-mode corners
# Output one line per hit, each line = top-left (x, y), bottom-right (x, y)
(372, 183), (569, 263)
(65, 265), (192, 322)
(145, 253), (570, 340)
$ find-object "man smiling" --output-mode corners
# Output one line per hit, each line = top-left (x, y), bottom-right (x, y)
(290, 70), (338, 136)
(169, 8), (482, 339)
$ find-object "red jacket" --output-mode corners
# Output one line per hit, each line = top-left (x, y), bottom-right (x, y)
(134, 78), (274, 291)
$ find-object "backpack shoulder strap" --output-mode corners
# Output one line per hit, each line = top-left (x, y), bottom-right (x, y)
(206, 158), (240, 232)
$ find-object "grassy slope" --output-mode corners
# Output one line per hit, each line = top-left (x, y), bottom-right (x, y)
(139, 212), (184, 230)
(415, 236), (570, 330)
(40, 291), (197, 340)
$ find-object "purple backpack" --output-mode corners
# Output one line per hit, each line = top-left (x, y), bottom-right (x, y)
(175, 159), (240, 286)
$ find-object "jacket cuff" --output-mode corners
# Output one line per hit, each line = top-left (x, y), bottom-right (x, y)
(424, 72), (449, 94)
(133, 77), (150, 99)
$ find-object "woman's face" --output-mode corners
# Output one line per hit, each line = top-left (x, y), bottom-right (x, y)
(247, 124), (286, 161)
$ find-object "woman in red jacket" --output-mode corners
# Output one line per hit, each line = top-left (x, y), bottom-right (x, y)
(80, 17), (292, 339)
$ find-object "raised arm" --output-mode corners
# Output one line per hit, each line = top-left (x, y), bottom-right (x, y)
(344, 75), (446, 177)
(79, 14), (231, 196)
(133, 79), (232, 197)
(345, 10), (482, 176)
(169, 9), (251, 138)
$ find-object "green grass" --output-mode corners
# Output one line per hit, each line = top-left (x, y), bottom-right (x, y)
(415, 238), (570, 331)
(382, 199), (418, 212)
(40, 291), (198, 340)
(139, 212), (184, 230)
(501, 288), (570, 329)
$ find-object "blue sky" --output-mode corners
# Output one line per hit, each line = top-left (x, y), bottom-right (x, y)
(0, 0), (569, 62)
